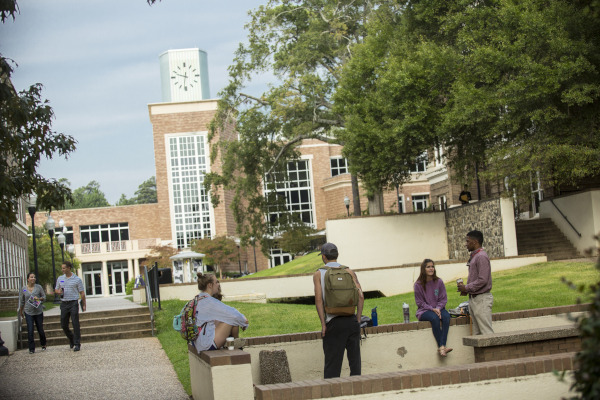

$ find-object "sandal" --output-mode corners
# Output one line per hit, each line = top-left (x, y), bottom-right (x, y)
(444, 347), (453, 355)
(438, 347), (447, 357)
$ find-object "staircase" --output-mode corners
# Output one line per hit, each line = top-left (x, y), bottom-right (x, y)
(515, 218), (580, 261)
(19, 307), (152, 348)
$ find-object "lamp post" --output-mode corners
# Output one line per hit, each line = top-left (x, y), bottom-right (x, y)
(343, 195), (350, 217)
(45, 215), (59, 304)
(26, 194), (39, 279)
(234, 238), (242, 275)
(251, 236), (258, 273)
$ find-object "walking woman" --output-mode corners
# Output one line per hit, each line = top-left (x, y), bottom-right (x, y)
(19, 272), (47, 354)
(414, 259), (452, 356)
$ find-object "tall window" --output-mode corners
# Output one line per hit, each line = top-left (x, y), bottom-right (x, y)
(264, 160), (315, 227)
(330, 157), (349, 177)
(168, 134), (213, 248)
(410, 151), (428, 173)
(412, 195), (429, 211)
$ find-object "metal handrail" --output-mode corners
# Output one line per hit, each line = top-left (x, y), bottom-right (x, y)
(143, 266), (155, 336)
(550, 199), (581, 237)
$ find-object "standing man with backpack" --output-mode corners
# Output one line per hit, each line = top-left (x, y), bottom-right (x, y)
(313, 242), (364, 379)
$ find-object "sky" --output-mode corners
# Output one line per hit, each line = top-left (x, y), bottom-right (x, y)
(1, 0), (268, 204)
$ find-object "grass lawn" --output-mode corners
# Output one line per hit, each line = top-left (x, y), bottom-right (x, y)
(153, 259), (598, 395)
(241, 251), (321, 278)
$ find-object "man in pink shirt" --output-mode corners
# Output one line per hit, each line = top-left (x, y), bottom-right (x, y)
(457, 230), (494, 335)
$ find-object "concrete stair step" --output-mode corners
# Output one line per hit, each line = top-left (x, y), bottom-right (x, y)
(21, 321), (152, 340)
(25, 329), (153, 348)
(21, 314), (151, 330)
(516, 218), (579, 260)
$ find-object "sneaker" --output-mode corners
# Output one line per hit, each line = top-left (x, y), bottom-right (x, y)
(42, 346), (47, 351)
(29, 350), (35, 354)
(73, 345), (80, 352)
(69, 344), (74, 349)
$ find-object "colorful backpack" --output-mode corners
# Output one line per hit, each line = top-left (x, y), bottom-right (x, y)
(322, 266), (359, 316)
(173, 294), (207, 342)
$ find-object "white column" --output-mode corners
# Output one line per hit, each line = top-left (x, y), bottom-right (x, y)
(127, 259), (134, 282)
(101, 261), (110, 297)
(134, 258), (140, 278)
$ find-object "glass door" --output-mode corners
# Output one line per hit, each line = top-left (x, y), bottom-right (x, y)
(108, 261), (129, 295)
(83, 263), (103, 297)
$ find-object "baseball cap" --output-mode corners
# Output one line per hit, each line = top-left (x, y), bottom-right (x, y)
(319, 243), (338, 258)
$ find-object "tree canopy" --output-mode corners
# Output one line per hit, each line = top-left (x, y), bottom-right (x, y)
(116, 176), (157, 206)
(1, 3), (76, 226)
(191, 236), (239, 276)
(64, 180), (110, 209)
(204, 0), (377, 252)
(336, 0), (600, 197)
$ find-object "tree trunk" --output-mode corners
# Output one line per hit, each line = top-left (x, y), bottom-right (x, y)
(351, 174), (361, 216)
(367, 190), (384, 216)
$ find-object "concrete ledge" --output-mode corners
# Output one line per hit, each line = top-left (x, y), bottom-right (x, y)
(254, 352), (576, 400)
(463, 325), (579, 347)
(188, 344), (251, 366)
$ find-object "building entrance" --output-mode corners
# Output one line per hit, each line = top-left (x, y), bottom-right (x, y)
(108, 261), (129, 295)
(83, 263), (103, 297)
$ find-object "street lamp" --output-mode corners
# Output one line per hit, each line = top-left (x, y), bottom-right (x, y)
(57, 219), (66, 263)
(45, 215), (59, 304)
(234, 238), (242, 275)
(67, 244), (75, 261)
(26, 194), (39, 279)
(343, 195), (350, 217)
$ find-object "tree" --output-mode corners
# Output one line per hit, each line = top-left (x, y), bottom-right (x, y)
(143, 244), (177, 270)
(116, 176), (157, 206)
(336, 0), (600, 200)
(203, 0), (378, 253)
(191, 236), (238, 277)
(561, 238), (600, 399)
(279, 223), (318, 256)
(65, 180), (110, 209)
(134, 176), (157, 204)
(1, 3), (76, 226)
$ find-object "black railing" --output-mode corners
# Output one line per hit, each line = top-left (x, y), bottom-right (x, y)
(143, 266), (156, 336)
(550, 199), (581, 237)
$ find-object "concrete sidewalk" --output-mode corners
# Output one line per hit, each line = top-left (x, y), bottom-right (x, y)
(1, 296), (188, 400)
(0, 337), (188, 399)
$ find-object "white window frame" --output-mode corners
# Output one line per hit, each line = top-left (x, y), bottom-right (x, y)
(330, 156), (349, 177)
(165, 132), (215, 249)
(412, 194), (430, 212)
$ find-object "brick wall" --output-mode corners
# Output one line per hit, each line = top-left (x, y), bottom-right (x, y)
(473, 336), (581, 363)
(27, 204), (164, 244)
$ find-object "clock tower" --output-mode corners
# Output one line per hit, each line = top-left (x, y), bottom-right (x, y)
(159, 48), (210, 102)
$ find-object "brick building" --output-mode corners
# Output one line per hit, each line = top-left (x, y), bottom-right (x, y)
(23, 48), (451, 297)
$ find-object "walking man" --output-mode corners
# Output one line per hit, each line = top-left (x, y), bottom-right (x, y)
(313, 243), (364, 378)
(55, 261), (86, 351)
(457, 230), (493, 335)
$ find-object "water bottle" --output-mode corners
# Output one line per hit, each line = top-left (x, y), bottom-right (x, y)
(371, 306), (378, 327)
(403, 302), (410, 323)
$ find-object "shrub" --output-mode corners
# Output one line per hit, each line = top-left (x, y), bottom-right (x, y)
(125, 278), (135, 295)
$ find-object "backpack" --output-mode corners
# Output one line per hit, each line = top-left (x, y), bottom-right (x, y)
(173, 294), (207, 342)
(321, 266), (359, 316)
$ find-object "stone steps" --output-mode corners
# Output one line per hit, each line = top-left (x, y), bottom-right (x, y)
(516, 218), (580, 260)
(19, 307), (152, 349)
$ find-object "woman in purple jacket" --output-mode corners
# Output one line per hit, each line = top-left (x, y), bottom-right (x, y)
(414, 259), (452, 356)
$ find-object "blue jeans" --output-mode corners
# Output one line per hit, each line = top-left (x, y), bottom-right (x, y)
(25, 312), (47, 352)
(60, 300), (81, 346)
(419, 309), (450, 347)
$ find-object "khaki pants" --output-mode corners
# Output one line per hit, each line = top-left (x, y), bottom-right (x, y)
(469, 293), (493, 335)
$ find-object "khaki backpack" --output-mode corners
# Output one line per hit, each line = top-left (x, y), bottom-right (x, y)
(322, 266), (359, 316)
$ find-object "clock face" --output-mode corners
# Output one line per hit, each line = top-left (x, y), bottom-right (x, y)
(170, 62), (201, 92)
